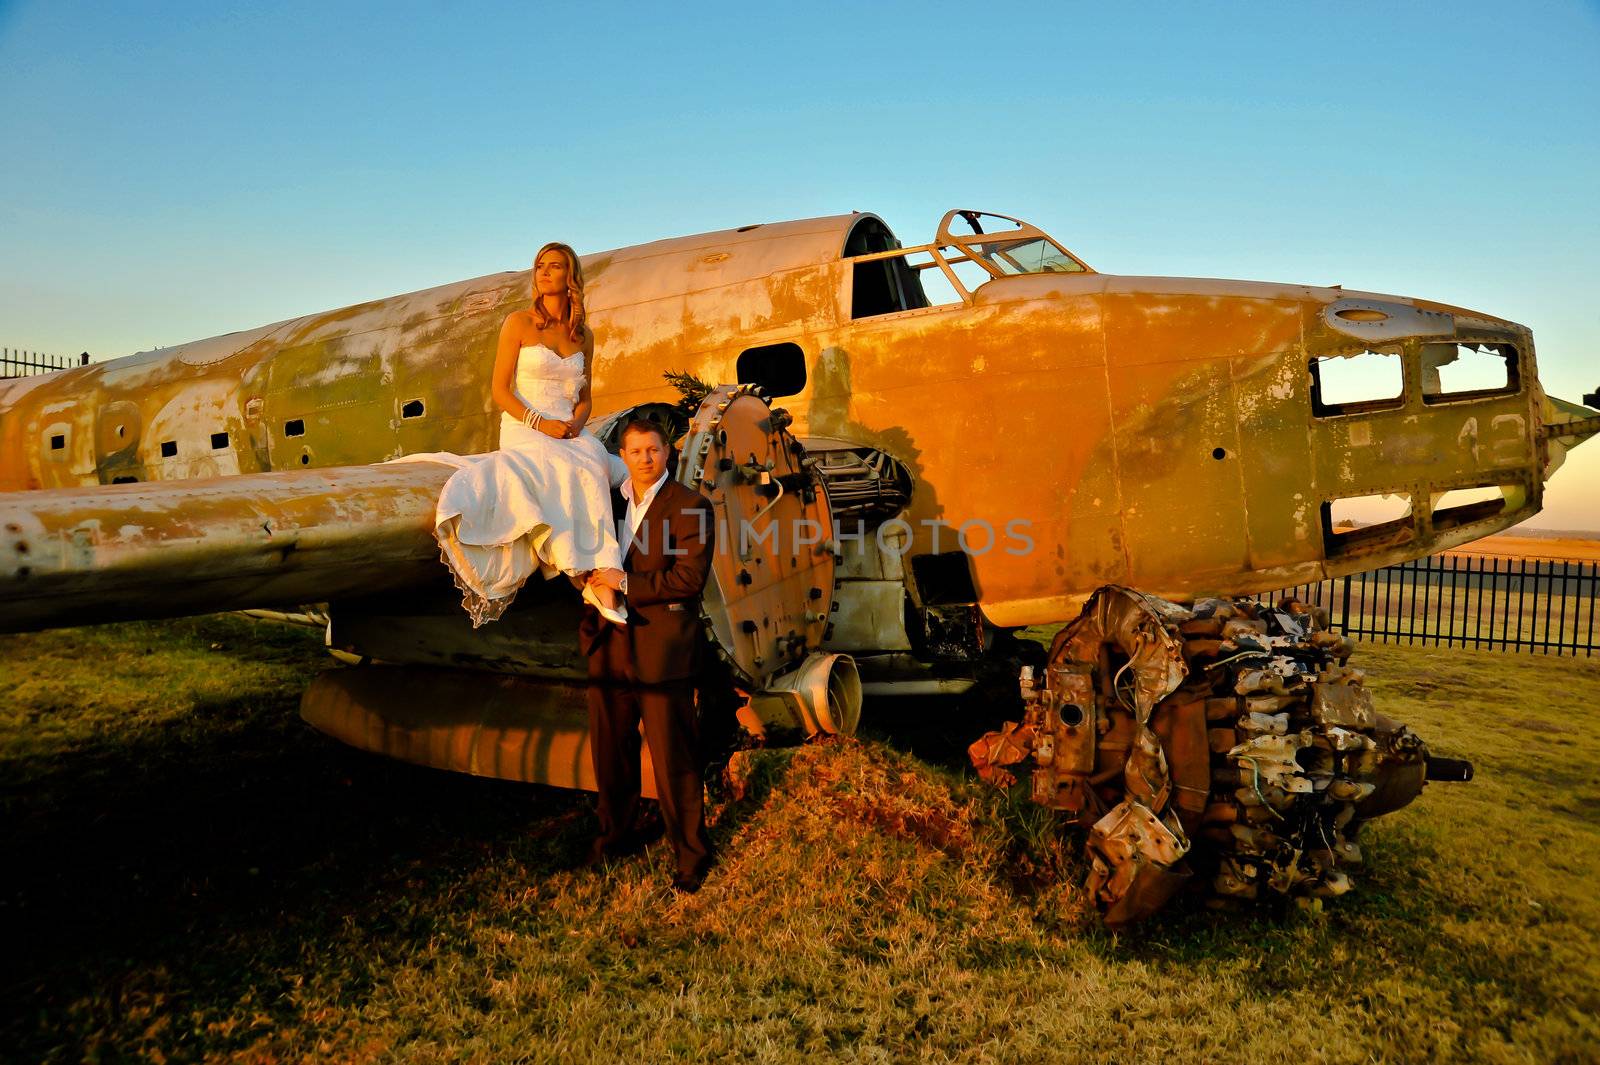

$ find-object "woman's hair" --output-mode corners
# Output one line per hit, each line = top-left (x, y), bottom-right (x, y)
(530, 242), (586, 343)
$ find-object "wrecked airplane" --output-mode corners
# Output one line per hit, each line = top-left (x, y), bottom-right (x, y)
(2, 208), (1596, 925)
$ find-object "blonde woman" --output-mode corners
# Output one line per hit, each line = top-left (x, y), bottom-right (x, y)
(421, 243), (629, 626)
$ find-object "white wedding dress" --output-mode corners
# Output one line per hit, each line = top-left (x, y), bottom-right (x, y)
(402, 343), (627, 627)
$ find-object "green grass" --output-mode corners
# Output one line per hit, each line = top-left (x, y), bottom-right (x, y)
(2, 617), (1598, 1063)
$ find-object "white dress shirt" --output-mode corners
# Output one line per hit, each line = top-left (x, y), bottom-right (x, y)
(620, 469), (670, 558)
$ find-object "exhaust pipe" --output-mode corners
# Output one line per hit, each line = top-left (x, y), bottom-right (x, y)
(738, 652), (862, 740)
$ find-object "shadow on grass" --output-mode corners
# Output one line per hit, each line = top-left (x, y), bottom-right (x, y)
(1070, 817), (1579, 1017)
(858, 687), (1023, 773)
(0, 677), (590, 1059)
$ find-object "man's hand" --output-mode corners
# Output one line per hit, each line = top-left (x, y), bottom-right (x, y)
(588, 568), (626, 592)
(568, 570), (591, 590)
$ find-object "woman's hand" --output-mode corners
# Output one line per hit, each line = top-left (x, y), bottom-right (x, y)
(588, 568), (625, 592)
(539, 418), (574, 438)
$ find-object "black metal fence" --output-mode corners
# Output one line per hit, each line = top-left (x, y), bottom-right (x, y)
(1263, 554), (1599, 657)
(2, 348), (88, 378)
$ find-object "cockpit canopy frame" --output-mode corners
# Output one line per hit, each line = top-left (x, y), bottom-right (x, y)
(844, 208), (1092, 315)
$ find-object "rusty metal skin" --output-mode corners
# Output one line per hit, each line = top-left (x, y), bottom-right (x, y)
(971, 588), (1456, 927)
(681, 384), (836, 689)
(4, 210), (1593, 637)
(299, 667), (659, 796)
(0, 462), (453, 633)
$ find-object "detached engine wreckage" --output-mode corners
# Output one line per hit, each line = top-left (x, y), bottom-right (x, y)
(971, 587), (1473, 928)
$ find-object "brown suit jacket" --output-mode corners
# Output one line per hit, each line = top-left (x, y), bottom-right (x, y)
(579, 478), (716, 685)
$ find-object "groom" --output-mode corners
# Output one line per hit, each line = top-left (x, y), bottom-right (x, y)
(578, 418), (717, 892)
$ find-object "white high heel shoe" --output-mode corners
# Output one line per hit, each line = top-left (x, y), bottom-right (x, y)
(582, 582), (630, 626)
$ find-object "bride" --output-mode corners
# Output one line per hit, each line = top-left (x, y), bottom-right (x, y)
(412, 242), (630, 627)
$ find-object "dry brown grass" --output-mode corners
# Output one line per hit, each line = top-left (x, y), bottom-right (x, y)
(2, 616), (1598, 1063)
(1444, 535), (1600, 561)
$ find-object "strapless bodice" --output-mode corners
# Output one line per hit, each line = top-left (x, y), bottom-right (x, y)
(512, 343), (583, 422)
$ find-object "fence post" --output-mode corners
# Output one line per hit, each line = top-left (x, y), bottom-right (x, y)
(1476, 555), (1488, 649)
(1542, 559), (1554, 655)
(1586, 561), (1596, 658)
(1515, 558), (1527, 653)
(1493, 557), (1505, 651)
(1405, 560), (1417, 645)
(1556, 560), (1571, 657)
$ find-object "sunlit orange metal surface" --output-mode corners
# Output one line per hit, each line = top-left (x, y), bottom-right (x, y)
(2, 209), (1594, 635)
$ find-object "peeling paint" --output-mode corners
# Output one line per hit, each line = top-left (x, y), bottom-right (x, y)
(1, 209), (1591, 634)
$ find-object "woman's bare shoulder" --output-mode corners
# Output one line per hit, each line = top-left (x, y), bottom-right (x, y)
(500, 308), (535, 335)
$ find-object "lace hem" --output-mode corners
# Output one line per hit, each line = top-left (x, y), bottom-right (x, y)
(432, 522), (543, 629)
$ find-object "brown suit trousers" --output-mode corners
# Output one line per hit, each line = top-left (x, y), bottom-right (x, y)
(579, 479), (716, 877)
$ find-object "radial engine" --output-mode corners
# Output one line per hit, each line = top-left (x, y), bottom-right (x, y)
(970, 587), (1473, 928)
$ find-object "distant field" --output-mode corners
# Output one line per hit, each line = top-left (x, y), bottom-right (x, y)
(1445, 534), (1600, 561)
(2, 616), (1598, 1063)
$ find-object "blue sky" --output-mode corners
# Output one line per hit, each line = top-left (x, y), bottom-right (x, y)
(2, 0), (1597, 528)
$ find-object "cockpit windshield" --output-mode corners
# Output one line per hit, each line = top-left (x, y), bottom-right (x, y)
(844, 210), (1092, 319)
(965, 235), (1086, 276)
(936, 210), (1089, 279)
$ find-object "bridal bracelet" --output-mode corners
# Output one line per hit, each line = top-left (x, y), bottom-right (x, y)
(521, 408), (543, 430)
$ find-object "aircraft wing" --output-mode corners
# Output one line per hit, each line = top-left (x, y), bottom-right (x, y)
(1, 461), (456, 634)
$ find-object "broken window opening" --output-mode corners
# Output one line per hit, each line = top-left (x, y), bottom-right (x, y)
(401, 399), (425, 419)
(851, 254), (933, 318)
(1431, 484), (1519, 531)
(947, 211), (1026, 241)
(736, 343), (806, 398)
(159, 440), (177, 458)
(846, 216), (932, 319)
(1420, 342), (1518, 403)
(1310, 350), (1404, 416)
(1322, 493), (1414, 557)
(284, 419), (305, 437)
(210, 431), (229, 449)
(49, 434), (65, 451)
(903, 251), (965, 308)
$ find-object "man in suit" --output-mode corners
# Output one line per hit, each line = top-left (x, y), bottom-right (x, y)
(579, 418), (716, 892)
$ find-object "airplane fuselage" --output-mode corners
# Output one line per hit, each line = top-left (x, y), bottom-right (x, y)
(0, 212), (1572, 629)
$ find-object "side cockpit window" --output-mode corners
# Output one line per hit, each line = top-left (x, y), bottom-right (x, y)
(846, 217), (931, 319)
(1420, 342), (1519, 403)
